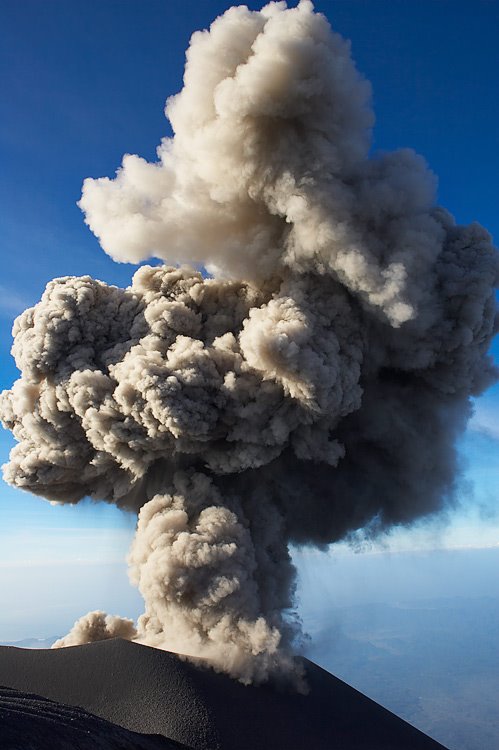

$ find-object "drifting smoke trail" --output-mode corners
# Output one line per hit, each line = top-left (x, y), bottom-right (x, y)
(1, 1), (497, 685)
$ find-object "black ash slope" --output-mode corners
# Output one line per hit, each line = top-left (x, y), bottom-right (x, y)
(0, 639), (449, 750)
(0, 685), (186, 750)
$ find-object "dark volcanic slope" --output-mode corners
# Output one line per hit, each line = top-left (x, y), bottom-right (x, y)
(0, 639), (448, 750)
(0, 685), (186, 750)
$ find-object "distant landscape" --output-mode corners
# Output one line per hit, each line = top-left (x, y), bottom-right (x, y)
(2, 547), (498, 750)
(4, 598), (497, 750)
(303, 595), (499, 750)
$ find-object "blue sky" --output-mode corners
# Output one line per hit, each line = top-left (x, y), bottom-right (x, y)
(1, 0), (498, 639)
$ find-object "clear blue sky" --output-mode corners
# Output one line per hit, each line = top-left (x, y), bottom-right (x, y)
(1, 0), (498, 639)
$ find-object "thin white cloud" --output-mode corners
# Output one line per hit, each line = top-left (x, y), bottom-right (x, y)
(0, 527), (134, 566)
(468, 416), (499, 441)
(468, 401), (499, 439)
(0, 285), (31, 318)
(294, 511), (499, 557)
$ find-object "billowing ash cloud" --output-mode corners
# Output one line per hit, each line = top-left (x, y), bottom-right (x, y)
(53, 611), (137, 649)
(1, 1), (497, 685)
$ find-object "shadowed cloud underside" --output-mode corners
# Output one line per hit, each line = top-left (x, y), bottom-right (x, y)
(0, 1), (497, 684)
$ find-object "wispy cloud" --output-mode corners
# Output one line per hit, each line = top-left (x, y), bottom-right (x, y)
(468, 410), (499, 441)
(294, 510), (499, 557)
(0, 526), (134, 566)
(0, 285), (31, 318)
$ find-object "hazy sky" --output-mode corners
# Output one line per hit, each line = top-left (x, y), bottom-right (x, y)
(1, 0), (498, 639)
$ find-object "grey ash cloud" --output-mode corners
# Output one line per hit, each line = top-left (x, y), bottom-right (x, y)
(1, 1), (497, 685)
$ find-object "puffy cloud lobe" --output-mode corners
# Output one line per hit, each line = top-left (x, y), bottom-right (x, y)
(52, 611), (137, 649)
(1, 1), (498, 684)
(0, 266), (364, 507)
(78, 1), (441, 326)
(128, 471), (302, 686)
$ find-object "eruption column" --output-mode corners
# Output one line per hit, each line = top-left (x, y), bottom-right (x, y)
(1, 1), (497, 685)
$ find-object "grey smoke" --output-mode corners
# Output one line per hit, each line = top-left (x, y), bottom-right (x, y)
(53, 612), (137, 649)
(1, 1), (497, 684)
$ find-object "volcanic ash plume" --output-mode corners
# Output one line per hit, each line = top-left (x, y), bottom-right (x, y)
(52, 611), (137, 649)
(1, 1), (497, 685)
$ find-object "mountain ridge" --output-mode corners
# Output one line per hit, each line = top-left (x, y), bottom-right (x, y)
(0, 638), (449, 749)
